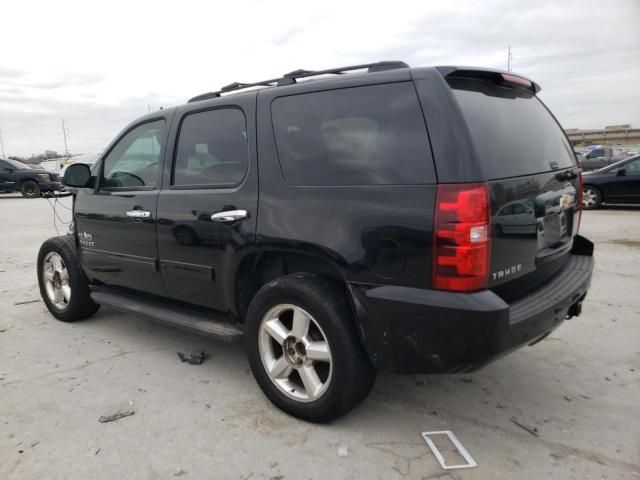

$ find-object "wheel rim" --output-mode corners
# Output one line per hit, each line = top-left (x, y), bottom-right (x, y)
(43, 252), (71, 310)
(258, 304), (333, 403)
(583, 188), (598, 207)
(23, 184), (36, 197)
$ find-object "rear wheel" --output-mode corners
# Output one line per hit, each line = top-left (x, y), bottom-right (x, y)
(37, 235), (99, 322)
(245, 273), (375, 422)
(582, 186), (602, 210)
(21, 181), (40, 198)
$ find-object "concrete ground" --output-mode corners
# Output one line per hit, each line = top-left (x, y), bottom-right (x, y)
(0, 192), (639, 480)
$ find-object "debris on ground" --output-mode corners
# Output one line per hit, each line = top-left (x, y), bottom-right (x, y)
(98, 410), (135, 423)
(30, 440), (40, 448)
(95, 448), (101, 455)
(174, 469), (187, 477)
(14, 299), (40, 305)
(563, 395), (572, 402)
(177, 351), (206, 365)
(337, 445), (349, 457)
(510, 417), (539, 437)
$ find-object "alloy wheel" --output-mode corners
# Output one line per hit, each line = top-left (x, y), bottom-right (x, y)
(43, 252), (71, 310)
(583, 188), (598, 208)
(258, 304), (332, 403)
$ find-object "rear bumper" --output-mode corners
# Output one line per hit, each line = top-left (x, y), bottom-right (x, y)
(349, 236), (594, 373)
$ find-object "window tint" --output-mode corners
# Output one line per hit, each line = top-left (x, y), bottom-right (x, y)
(173, 108), (248, 187)
(625, 158), (640, 174)
(102, 120), (165, 188)
(271, 82), (434, 186)
(449, 78), (576, 179)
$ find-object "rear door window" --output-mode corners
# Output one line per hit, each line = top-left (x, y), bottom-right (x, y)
(449, 78), (576, 179)
(271, 82), (435, 186)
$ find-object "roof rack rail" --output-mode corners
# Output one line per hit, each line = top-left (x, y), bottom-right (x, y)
(188, 60), (409, 103)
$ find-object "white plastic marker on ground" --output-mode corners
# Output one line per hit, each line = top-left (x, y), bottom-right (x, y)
(421, 431), (478, 470)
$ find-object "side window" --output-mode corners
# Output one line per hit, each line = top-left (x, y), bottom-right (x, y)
(101, 120), (165, 189)
(588, 148), (604, 158)
(271, 82), (435, 186)
(173, 108), (248, 187)
(625, 158), (640, 174)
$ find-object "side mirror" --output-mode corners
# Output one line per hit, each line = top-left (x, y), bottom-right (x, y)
(616, 168), (626, 177)
(63, 163), (93, 188)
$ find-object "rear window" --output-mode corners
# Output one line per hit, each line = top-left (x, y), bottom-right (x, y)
(449, 78), (575, 179)
(271, 82), (435, 186)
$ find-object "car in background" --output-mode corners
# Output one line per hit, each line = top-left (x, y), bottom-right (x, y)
(0, 158), (63, 197)
(579, 146), (627, 171)
(582, 154), (640, 209)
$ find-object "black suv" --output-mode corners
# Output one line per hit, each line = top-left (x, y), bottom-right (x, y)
(38, 62), (594, 422)
(0, 158), (63, 197)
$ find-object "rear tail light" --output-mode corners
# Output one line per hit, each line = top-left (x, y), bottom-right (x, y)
(433, 183), (491, 292)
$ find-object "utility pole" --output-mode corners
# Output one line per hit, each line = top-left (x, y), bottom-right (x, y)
(0, 130), (6, 158)
(61, 117), (69, 157)
(507, 45), (513, 72)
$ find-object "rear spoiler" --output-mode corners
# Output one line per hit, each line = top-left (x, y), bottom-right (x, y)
(437, 66), (541, 94)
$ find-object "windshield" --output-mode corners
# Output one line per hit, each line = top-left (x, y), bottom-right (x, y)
(6, 159), (30, 169)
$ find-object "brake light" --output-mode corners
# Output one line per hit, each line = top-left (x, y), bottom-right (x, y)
(433, 183), (491, 292)
(501, 73), (532, 88)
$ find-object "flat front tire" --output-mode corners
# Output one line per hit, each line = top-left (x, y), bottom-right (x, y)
(245, 273), (375, 422)
(37, 235), (99, 322)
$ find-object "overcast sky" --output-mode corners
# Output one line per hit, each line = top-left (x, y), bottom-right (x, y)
(1, 0), (639, 157)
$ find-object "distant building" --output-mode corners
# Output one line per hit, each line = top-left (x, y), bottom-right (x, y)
(566, 124), (640, 145)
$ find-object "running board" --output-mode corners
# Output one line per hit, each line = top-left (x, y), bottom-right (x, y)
(90, 290), (243, 342)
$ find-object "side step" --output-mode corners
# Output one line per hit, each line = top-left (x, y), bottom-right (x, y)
(91, 289), (243, 342)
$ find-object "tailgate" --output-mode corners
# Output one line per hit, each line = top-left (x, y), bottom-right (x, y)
(446, 71), (580, 293)
(488, 169), (580, 288)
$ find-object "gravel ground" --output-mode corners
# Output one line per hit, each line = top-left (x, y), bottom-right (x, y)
(1, 192), (639, 480)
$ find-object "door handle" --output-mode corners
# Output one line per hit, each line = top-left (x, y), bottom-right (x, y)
(211, 210), (248, 223)
(126, 210), (151, 218)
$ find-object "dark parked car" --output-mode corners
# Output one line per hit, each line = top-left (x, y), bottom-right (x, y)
(37, 62), (594, 422)
(0, 158), (63, 197)
(582, 154), (640, 209)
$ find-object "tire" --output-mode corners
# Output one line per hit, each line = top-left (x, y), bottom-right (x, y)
(37, 235), (99, 322)
(494, 224), (503, 237)
(20, 180), (41, 198)
(245, 273), (375, 423)
(582, 185), (602, 210)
